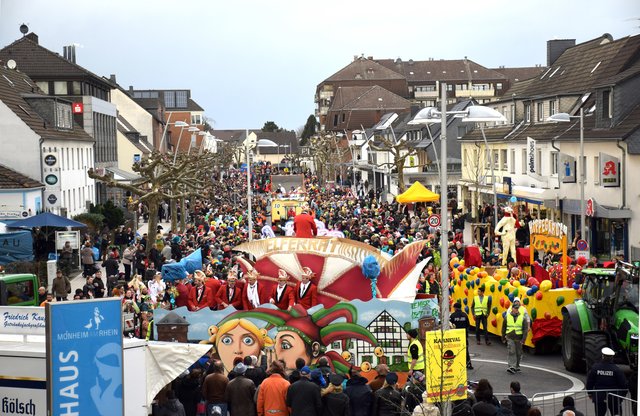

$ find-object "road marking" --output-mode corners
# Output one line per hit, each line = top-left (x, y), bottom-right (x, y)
(474, 358), (585, 399)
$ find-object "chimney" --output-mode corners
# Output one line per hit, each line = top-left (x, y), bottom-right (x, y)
(547, 39), (575, 66)
(109, 74), (117, 83)
(25, 32), (39, 44)
(63, 45), (76, 64)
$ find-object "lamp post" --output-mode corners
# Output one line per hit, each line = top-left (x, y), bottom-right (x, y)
(173, 126), (199, 164)
(245, 135), (278, 241)
(158, 119), (189, 152)
(547, 108), (586, 240)
(409, 92), (506, 332)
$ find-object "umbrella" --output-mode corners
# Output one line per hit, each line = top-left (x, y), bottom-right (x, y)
(8, 212), (87, 228)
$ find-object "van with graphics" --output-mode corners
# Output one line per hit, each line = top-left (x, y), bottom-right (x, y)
(0, 274), (39, 306)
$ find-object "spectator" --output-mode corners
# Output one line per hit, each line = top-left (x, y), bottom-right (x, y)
(225, 363), (257, 416)
(507, 381), (531, 416)
(257, 361), (290, 416)
(286, 366), (322, 416)
(202, 360), (228, 416)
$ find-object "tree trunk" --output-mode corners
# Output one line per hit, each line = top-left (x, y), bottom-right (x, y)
(396, 159), (406, 193)
(180, 187), (187, 232)
(146, 198), (159, 256)
(170, 183), (178, 232)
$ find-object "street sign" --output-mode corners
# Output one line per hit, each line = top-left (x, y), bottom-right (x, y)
(575, 250), (590, 261)
(47, 194), (57, 205)
(427, 214), (441, 228)
(576, 239), (588, 251)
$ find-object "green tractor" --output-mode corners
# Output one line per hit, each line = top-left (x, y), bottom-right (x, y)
(561, 261), (639, 372)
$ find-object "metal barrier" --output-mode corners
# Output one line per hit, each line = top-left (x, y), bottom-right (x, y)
(525, 389), (636, 416)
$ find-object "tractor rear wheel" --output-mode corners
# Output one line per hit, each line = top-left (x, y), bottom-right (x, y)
(561, 310), (585, 372)
(585, 333), (609, 372)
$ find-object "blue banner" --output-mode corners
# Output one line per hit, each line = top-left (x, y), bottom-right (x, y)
(0, 231), (33, 265)
(47, 298), (123, 416)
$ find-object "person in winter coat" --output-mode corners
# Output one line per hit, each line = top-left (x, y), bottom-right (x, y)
(257, 361), (290, 416)
(80, 241), (95, 277)
(51, 269), (71, 301)
(373, 372), (402, 416)
(321, 374), (350, 416)
(156, 390), (186, 416)
(345, 367), (374, 416)
(102, 252), (120, 278)
(471, 379), (499, 416)
(507, 381), (531, 416)
(555, 397), (584, 416)
(286, 366), (322, 416)
(402, 371), (426, 414)
(122, 245), (135, 280)
(224, 363), (257, 416)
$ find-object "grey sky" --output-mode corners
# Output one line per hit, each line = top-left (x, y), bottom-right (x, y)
(1, 0), (638, 131)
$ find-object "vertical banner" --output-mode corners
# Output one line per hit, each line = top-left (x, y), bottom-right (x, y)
(599, 152), (619, 187)
(526, 137), (537, 177)
(46, 298), (123, 416)
(559, 153), (576, 183)
(425, 328), (468, 403)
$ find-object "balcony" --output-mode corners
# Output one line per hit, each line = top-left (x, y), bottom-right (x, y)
(455, 88), (496, 98)
(318, 106), (329, 115)
(414, 90), (439, 99)
(319, 91), (333, 100)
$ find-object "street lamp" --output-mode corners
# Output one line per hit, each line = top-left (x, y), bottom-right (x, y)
(173, 126), (199, 164)
(547, 108), (586, 241)
(158, 119), (189, 152)
(245, 135), (278, 241)
(409, 89), (506, 333)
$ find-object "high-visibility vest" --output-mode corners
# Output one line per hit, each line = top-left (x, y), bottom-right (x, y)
(406, 338), (425, 370)
(474, 295), (489, 316)
(506, 313), (525, 335)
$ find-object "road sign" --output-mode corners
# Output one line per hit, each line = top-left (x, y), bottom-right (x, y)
(576, 239), (588, 251)
(427, 214), (441, 228)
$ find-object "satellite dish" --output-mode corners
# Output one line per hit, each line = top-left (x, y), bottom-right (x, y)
(6, 59), (16, 70)
(19, 24), (29, 35)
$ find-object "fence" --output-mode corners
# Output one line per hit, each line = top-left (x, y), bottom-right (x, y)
(495, 389), (636, 416)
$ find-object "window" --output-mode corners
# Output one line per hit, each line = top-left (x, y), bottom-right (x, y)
(333, 114), (338, 126)
(72, 82), (82, 95)
(501, 106), (508, 124)
(341, 113), (346, 123)
(537, 102), (544, 121)
(55, 103), (72, 129)
(536, 149), (542, 174)
(551, 152), (558, 175)
(510, 105), (515, 124)
(485, 149), (490, 169)
(191, 114), (202, 125)
(510, 149), (516, 174)
(524, 104), (531, 122)
(471, 84), (490, 91)
(549, 100), (556, 116)
(5, 279), (35, 305)
(457, 125), (467, 138)
(165, 92), (176, 108)
(521, 149), (527, 174)
(447, 84), (453, 91)
(496, 83), (503, 90)
(175, 90), (188, 108)
(457, 84), (467, 91)
(594, 155), (599, 185)
(602, 90), (611, 119)
(501, 149), (508, 171)
(493, 150), (499, 170)
(36, 81), (49, 94)
(54, 81), (67, 95)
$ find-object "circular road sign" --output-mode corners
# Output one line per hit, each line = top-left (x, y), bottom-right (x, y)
(576, 239), (588, 251)
(47, 194), (58, 205)
(44, 154), (57, 166)
(427, 214), (441, 228)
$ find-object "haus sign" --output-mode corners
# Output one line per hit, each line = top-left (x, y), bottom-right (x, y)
(599, 152), (619, 187)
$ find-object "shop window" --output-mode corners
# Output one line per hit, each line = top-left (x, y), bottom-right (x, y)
(551, 152), (558, 175)
(510, 150), (516, 174)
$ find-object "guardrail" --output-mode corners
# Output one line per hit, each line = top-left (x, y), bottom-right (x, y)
(492, 389), (636, 416)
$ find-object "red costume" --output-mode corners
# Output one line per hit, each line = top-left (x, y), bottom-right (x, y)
(216, 283), (243, 310)
(187, 284), (212, 311)
(293, 212), (317, 238)
(270, 284), (295, 310)
(205, 278), (222, 309)
(294, 281), (318, 310)
(174, 281), (191, 309)
(241, 282), (270, 310)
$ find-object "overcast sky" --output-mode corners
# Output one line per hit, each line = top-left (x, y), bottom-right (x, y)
(1, 0), (638, 131)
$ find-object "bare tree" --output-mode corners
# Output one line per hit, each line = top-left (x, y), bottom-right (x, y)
(308, 132), (348, 183)
(368, 132), (421, 193)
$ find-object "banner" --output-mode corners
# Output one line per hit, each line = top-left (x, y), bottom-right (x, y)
(559, 153), (576, 183)
(0, 306), (45, 335)
(599, 152), (619, 187)
(47, 298), (123, 416)
(526, 137), (537, 176)
(425, 328), (468, 403)
(0, 231), (34, 265)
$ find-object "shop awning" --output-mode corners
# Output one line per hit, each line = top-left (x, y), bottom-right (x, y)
(106, 166), (141, 182)
(562, 199), (631, 219)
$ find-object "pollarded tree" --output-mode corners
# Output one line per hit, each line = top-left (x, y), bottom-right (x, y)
(368, 132), (421, 193)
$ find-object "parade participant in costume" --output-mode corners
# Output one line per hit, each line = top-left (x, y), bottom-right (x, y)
(270, 269), (295, 310)
(188, 272), (213, 312)
(295, 266), (318, 309)
(216, 271), (243, 310)
(494, 206), (520, 266)
(204, 269), (222, 310)
(293, 203), (317, 238)
(204, 318), (273, 374)
(219, 303), (379, 374)
(242, 269), (270, 310)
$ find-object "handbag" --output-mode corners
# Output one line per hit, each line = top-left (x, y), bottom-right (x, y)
(196, 400), (206, 416)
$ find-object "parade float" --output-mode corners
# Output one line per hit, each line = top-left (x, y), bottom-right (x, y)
(450, 218), (583, 350)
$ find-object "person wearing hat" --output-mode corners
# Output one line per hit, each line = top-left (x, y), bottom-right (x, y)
(405, 329), (425, 376)
(402, 371), (426, 414)
(242, 269), (269, 310)
(373, 372), (402, 415)
(286, 365), (323, 416)
(345, 367), (374, 416)
(224, 362), (257, 416)
(294, 267), (318, 310)
(450, 301), (473, 370)
(586, 347), (628, 416)
(501, 297), (529, 374)
(472, 285), (492, 346)
(293, 203), (317, 238)
(270, 269), (295, 310)
(321, 373), (350, 416)
(216, 273), (243, 310)
(187, 272), (213, 312)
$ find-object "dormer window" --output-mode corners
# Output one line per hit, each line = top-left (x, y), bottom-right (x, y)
(55, 102), (73, 129)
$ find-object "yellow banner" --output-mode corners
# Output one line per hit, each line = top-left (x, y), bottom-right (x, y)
(425, 328), (468, 403)
(271, 199), (304, 221)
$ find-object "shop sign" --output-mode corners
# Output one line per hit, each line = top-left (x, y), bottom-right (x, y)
(599, 152), (619, 187)
(526, 137), (537, 176)
(559, 153), (576, 183)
